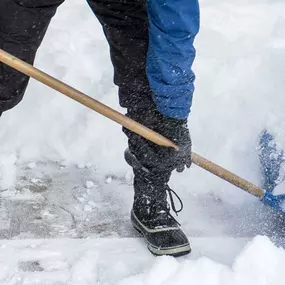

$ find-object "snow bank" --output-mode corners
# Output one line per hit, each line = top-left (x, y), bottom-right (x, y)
(119, 236), (285, 285)
(172, 1), (285, 204)
(0, 236), (284, 284)
(0, 0), (127, 177)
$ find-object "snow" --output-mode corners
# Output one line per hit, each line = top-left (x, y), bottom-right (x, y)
(0, 236), (284, 284)
(85, 180), (94, 189)
(0, 0), (285, 283)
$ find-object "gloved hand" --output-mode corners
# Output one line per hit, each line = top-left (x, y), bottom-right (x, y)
(124, 107), (192, 173)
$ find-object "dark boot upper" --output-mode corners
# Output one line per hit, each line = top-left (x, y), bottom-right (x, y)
(126, 149), (190, 256)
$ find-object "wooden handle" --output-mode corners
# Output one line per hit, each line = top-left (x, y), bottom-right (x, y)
(0, 48), (265, 199)
(191, 153), (265, 198)
(0, 49), (178, 150)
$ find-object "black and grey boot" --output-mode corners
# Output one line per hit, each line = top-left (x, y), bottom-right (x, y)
(125, 149), (191, 257)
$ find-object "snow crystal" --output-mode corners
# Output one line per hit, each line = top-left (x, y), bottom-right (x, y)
(77, 164), (86, 169)
(85, 180), (94, 189)
(27, 162), (36, 169)
(84, 205), (92, 212)
(105, 177), (113, 184)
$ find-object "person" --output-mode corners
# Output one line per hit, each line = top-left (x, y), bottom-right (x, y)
(0, 0), (200, 256)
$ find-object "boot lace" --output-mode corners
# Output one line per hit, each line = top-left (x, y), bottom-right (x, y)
(165, 185), (183, 215)
(152, 185), (184, 227)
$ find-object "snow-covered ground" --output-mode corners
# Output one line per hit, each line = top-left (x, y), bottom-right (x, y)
(0, 236), (281, 285)
(0, 0), (285, 283)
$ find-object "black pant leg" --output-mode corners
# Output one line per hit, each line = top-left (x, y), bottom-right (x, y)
(88, 0), (174, 171)
(0, 0), (64, 113)
(86, 0), (155, 111)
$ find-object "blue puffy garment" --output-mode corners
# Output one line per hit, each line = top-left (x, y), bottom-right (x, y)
(146, 0), (200, 120)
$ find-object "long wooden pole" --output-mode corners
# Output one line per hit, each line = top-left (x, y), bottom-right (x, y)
(0, 48), (265, 199)
(0, 49), (177, 150)
(191, 153), (265, 198)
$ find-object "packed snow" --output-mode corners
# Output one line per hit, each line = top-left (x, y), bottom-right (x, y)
(0, 0), (285, 284)
(0, 236), (284, 284)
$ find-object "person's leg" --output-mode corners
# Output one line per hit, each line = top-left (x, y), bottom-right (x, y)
(86, 0), (154, 111)
(0, 0), (65, 114)
(87, 0), (190, 256)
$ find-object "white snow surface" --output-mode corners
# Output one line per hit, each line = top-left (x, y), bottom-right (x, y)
(0, 236), (285, 284)
(0, 0), (285, 284)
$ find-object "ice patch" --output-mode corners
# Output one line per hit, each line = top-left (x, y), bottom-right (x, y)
(0, 153), (17, 189)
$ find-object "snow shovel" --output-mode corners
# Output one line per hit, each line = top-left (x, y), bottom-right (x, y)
(0, 48), (285, 216)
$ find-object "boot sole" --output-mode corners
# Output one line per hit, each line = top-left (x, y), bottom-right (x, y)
(131, 213), (191, 257)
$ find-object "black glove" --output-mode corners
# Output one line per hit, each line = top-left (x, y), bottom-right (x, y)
(124, 107), (192, 173)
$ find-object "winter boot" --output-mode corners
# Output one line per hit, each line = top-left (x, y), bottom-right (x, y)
(125, 149), (191, 257)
